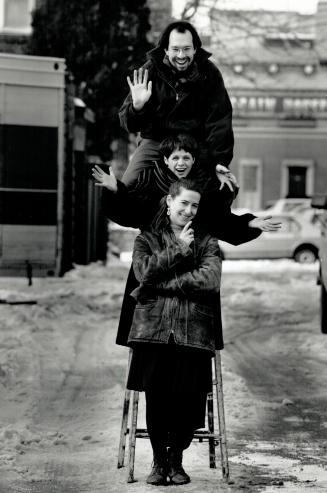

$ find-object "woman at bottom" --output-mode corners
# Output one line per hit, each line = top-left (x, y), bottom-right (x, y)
(126, 178), (222, 486)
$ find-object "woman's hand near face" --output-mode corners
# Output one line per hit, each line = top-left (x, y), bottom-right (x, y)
(92, 165), (118, 193)
(179, 221), (195, 246)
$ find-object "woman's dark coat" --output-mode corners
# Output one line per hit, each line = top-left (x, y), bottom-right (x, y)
(129, 230), (221, 354)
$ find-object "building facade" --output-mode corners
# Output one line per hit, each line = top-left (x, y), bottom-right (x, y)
(0, 0), (107, 274)
(199, 3), (327, 210)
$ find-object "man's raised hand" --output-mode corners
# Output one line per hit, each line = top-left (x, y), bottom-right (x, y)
(92, 165), (118, 193)
(127, 68), (152, 111)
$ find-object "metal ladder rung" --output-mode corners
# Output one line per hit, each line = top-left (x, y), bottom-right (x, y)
(126, 428), (222, 442)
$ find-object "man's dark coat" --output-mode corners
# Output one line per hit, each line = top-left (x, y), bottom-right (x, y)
(119, 46), (234, 169)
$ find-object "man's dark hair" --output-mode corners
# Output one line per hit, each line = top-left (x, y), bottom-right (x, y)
(159, 133), (199, 160)
(158, 21), (202, 51)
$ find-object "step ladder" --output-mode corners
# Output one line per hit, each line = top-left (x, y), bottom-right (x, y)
(117, 349), (229, 483)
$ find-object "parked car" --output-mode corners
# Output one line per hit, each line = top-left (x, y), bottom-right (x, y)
(232, 198), (316, 218)
(260, 198), (312, 215)
(220, 213), (320, 263)
(311, 195), (327, 334)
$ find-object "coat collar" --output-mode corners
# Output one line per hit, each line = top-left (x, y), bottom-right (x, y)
(152, 160), (178, 193)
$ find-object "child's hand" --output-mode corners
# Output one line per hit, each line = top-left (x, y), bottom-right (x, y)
(92, 165), (118, 193)
(179, 221), (194, 246)
(248, 216), (282, 232)
(215, 164), (239, 192)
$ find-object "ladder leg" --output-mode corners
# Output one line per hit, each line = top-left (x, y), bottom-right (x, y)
(214, 351), (229, 482)
(117, 388), (131, 468)
(207, 389), (216, 468)
(127, 390), (139, 483)
(117, 349), (133, 468)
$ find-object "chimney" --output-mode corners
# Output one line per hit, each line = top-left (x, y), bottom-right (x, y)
(316, 0), (327, 63)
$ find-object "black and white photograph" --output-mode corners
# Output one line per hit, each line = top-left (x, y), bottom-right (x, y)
(0, 0), (327, 491)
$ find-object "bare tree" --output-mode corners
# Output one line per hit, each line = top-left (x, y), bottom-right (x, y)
(179, 0), (324, 67)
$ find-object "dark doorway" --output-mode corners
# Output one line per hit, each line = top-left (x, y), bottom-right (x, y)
(287, 166), (307, 198)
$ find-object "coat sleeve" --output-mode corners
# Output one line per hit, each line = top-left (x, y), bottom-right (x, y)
(118, 61), (155, 133)
(203, 211), (262, 245)
(157, 237), (221, 297)
(101, 181), (134, 226)
(196, 190), (262, 245)
(198, 64), (234, 168)
(101, 174), (156, 229)
(132, 234), (193, 285)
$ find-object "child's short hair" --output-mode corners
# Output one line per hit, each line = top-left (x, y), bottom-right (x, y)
(159, 134), (199, 160)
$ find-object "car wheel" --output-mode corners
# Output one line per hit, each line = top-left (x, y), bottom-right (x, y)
(294, 248), (317, 264)
(322, 283), (327, 334)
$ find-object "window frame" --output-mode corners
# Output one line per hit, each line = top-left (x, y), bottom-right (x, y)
(238, 158), (263, 210)
(280, 159), (315, 198)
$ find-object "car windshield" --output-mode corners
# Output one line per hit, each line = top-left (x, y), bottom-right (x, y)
(268, 216), (300, 234)
(284, 202), (309, 213)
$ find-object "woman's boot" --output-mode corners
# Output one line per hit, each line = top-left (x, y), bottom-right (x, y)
(146, 450), (168, 486)
(167, 448), (191, 485)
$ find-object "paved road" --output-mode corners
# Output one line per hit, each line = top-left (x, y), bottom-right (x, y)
(0, 261), (326, 492)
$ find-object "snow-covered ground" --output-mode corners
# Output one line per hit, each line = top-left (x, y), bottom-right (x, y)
(0, 259), (327, 492)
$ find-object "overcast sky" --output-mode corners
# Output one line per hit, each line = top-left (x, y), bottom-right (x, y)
(173, 0), (319, 17)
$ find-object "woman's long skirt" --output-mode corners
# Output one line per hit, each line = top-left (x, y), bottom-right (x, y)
(127, 339), (213, 430)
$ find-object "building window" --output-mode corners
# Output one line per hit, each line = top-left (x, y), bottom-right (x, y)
(238, 159), (263, 210)
(281, 159), (315, 198)
(0, 0), (35, 33)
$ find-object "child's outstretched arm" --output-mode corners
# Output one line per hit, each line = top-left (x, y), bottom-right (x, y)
(248, 216), (282, 232)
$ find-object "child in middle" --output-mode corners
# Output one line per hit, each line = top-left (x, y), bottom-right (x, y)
(92, 133), (279, 240)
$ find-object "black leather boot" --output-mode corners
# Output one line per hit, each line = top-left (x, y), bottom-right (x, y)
(167, 448), (191, 485)
(146, 452), (168, 486)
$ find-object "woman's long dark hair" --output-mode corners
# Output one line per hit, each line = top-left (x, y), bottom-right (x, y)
(151, 178), (203, 231)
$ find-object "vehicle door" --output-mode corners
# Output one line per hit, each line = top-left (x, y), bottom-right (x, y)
(243, 215), (299, 258)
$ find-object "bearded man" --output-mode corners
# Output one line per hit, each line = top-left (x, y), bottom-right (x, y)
(119, 21), (234, 189)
